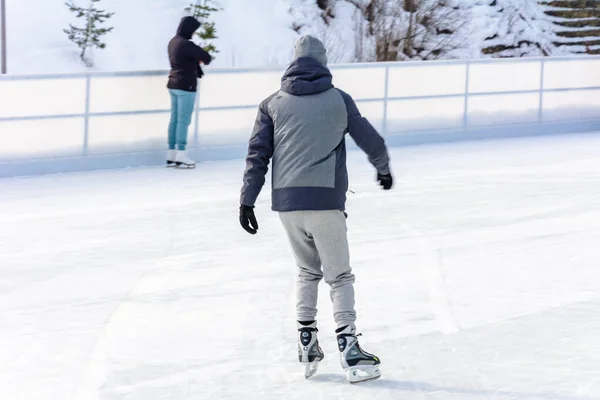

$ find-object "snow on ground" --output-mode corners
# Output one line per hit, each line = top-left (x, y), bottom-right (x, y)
(1, 133), (600, 399)
(6, 0), (299, 74)
(6, 0), (599, 75)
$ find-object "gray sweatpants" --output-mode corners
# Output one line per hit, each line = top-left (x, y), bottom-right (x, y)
(279, 210), (356, 330)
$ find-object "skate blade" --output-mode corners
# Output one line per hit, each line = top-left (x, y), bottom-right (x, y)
(346, 365), (381, 384)
(175, 163), (196, 169)
(304, 362), (320, 379)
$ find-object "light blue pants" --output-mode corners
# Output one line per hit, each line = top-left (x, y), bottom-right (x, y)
(168, 89), (197, 151)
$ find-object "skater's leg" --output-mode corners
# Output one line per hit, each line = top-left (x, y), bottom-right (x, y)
(167, 90), (178, 150)
(304, 210), (356, 331)
(175, 90), (196, 151)
(279, 211), (323, 323)
(305, 211), (380, 382)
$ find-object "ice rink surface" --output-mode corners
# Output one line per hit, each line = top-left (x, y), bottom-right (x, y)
(1, 133), (600, 400)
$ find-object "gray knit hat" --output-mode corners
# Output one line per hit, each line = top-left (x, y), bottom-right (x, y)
(293, 35), (327, 66)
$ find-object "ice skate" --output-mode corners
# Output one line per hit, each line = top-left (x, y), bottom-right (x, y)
(166, 150), (177, 167)
(336, 325), (381, 383)
(298, 321), (324, 379)
(175, 150), (196, 169)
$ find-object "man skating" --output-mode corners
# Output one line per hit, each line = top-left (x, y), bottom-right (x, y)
(238, 35), (393, 383)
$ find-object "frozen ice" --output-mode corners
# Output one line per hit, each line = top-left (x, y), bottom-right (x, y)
(1, 133), (600, 399)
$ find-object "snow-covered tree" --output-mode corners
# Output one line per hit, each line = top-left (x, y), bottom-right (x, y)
(288, 0), (355, 63)
(185, 0), (220, 58)
(63, 0), (114, 67)
(472, 0), (551, 58)
(290, 0), (468, 62)
(350, 0), (469, 61)
(289, 0), (600, 62)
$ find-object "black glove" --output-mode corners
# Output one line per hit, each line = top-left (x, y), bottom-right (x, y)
(239, 205), (259, 235)
(377, 172), (393, 190)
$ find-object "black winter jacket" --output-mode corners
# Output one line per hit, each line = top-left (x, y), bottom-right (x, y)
(167, 17), (212, 92)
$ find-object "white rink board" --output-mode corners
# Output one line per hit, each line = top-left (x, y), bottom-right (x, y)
(0, 77), (86, 118)
(0, 57), (599, 172)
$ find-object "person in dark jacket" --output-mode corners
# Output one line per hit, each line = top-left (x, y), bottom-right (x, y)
(238, 35), (392, 383)
(166, 16), (212, 168)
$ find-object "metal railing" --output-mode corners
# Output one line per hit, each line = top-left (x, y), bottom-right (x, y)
(1, 55), (600, 175)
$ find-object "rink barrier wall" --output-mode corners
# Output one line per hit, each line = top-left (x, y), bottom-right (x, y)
(1, 56), (600, 177)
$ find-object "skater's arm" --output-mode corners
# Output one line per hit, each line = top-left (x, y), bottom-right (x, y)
(338, 90), (390, 175)
(186, 41), (212, 66)
(240, 96), (275, 207)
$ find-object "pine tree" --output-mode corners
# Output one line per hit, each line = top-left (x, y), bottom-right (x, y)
(64, 0), (114, 67)
(185, 0), (220, 57)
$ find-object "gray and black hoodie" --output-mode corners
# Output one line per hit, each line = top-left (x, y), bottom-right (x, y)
(240, 36), (390, 212)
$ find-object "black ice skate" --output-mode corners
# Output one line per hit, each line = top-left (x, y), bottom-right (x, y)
(298, 321), (324, 379)
(336, 325), (381, 383)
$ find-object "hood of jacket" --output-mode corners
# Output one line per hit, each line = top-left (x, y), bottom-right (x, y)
(177, 16), (201, 39)
(280, 57), (334, 96)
